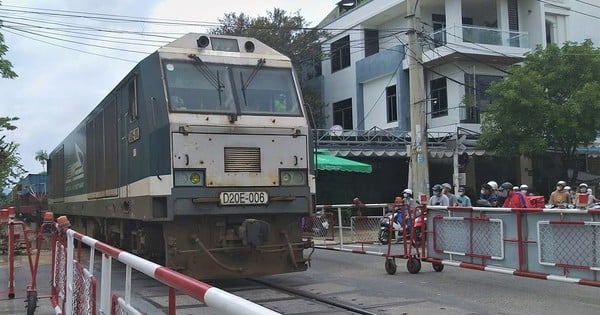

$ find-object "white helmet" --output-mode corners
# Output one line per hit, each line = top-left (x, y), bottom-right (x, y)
(487, 181), (498, 190)
(520, 184), (528, 190)
(403, 188), (413, 196)
(579, 183), (588, 188)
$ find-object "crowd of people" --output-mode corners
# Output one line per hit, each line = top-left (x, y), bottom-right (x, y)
(424, 180), (598, 209)
(387, 179), (598, 211)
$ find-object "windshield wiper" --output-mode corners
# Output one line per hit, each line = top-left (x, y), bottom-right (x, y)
(240, 58), (266, 106)
(188, 54), (224, 105)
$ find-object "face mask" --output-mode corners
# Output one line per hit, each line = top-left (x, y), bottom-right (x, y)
(557, 186), (562, 191)
(480, 189), (485, 195)
(580, 188), (587, 193)
(458, 192), (464, 196)
(403, 193), (408, 198)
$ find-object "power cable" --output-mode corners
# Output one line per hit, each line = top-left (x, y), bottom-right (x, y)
(1, 28), (138, 62)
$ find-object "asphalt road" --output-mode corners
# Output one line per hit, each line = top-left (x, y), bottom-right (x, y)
(261, 247), (599, 315)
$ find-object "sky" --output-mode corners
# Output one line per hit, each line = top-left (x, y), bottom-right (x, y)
(0, 0), (338, 181)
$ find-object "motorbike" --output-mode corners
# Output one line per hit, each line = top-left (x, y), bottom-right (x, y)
(312, 210), (330, 237)
(378, 206), (425, 245)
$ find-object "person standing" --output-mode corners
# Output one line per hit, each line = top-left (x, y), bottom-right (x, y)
(456, 186), (472, 207)
(429, 184), (449, 206)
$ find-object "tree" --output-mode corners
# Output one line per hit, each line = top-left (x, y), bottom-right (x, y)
(211, 8), (328, 127)
(0, 117), (24, 187)
(479, 40), (600, 182)
(35, 149), (49, 173)
(0, 2), (18, 79)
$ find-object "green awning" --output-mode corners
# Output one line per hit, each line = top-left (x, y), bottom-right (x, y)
(315, 149), (372, 173)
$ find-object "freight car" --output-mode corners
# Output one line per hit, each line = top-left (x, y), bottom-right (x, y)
(48, 33), (314, 279)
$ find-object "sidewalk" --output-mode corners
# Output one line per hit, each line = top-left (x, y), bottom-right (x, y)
(0, 250), (55, 314)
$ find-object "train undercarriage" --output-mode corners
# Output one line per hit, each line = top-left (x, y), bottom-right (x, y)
(69, 213), (312, 279)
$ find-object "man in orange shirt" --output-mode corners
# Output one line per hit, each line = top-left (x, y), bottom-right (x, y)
(549, 180), (570, 207)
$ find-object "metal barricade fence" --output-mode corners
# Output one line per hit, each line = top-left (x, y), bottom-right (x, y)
(311, 203), (388, 247)
(49, 216), (281, 315)
(425, 206), (600, 287)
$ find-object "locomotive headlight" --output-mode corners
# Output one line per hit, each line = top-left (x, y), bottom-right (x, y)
(174, 170), (205, 187)
(280, 170), (306, 186)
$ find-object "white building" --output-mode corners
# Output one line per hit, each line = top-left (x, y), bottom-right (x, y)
(316, 0), (600, 134)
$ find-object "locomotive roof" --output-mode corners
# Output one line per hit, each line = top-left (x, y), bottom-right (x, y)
(159, 33), (288, 59)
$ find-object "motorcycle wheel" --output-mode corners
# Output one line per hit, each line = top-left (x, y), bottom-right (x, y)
(432, 263), (444, 272)
(407, 257), (422, 274)
(378, 229), (389, 245)
(385, 258), (397, 275)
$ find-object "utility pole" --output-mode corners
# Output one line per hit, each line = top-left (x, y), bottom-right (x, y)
(406, 0), (429, 199)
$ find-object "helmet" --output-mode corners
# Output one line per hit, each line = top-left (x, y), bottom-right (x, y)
(513, 186), (519, 191)
(557, 180), (566, 187)
(579, 183), (588, 188)
(403, 188), (413, 196)
(432, 184), (442, 192)
(487, 181), (498, 190)
(520, 184), (529, 190)
(498, 182), (513, 191)
(441, 183), (452, 190)
(564, 186), (571, 191)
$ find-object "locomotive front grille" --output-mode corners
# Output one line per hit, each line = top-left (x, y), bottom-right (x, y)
(224, 147), (261, 172)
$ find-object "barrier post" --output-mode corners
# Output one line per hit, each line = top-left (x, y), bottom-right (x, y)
(66, 228), (74, 315)
(7, 220), (15, 299)
(100, 253), (112, 314)
(169, 287), (176, 315)
(336, 207), (344, 249)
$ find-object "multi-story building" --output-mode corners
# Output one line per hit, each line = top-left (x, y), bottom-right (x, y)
(311, 0), (600, 203)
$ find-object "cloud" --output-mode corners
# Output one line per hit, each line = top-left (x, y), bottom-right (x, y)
(0, 0), (335, 181)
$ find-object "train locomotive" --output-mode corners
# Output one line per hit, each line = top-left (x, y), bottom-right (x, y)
(47, 33), (314, 279)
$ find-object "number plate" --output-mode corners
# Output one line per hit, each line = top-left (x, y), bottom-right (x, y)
(219, 191), (269, 205)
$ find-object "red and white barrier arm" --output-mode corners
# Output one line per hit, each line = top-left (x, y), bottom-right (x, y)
(424, 258), (600, 287)
(67, 230), (280, 315)
(428, 205), (600, 214)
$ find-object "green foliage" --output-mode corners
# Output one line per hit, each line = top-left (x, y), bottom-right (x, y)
(0, 117), (25, 188)
(301, 87), (327, 128)
(35, 149), (49, 172)
(211, 8), (328, 122)
(480, 40), (600, 171)
(0, 2), (18, 79)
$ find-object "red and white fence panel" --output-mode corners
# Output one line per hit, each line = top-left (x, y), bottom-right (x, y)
(50, 217), (280, 315)
(425, 206), (600, 287)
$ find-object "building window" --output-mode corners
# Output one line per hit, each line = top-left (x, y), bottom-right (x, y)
(331, 35), (350, 73)
(364, 29), (379, 57)
(462, 74), (502, 123)
(128, 78), (138, 121)
(333, 98), (353, 129)
(386, 85), (397, 123)
(430, 78), (447, 118)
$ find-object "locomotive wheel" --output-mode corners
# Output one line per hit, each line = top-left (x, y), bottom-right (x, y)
(432, 263), (444, 272)
(385, 258), (397, 275)
(407, 257), (421, 274)
(378, 230), (389, 245)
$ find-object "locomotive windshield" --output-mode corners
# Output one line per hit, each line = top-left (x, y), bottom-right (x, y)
(163, 59), (301, 116)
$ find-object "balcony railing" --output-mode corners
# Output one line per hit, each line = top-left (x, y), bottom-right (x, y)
(427, 25), (529, 49)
